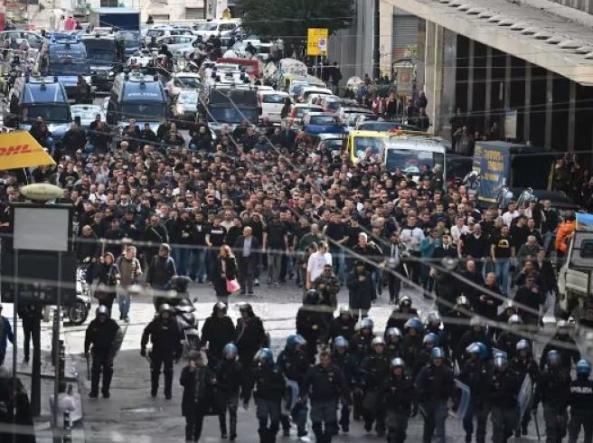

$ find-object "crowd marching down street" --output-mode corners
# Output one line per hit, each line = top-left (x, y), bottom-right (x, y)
(1, 7), (593, 443)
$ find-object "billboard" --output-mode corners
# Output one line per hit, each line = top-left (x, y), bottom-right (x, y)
(473, 142), (510, 204)
(307, 28), (328, 56)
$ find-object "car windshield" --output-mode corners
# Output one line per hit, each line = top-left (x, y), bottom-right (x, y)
(295, 107), (320, 118)
(178, 92), (198, 105)
(196, 23), (218, 31)
(354, 136), (386, 158)
(174, 76), (200, 89)
(120, 32), (139, 47)
(121, 103), (166, 121)
(359, 121), (401, 131)
(309, 115), (339, 125)
(262, 94), (286, 104)
(48, 61), (90, 75)
(22, 105), (70, 123)
(86, 47), (116, 62)
(147, 29), (164, 37)
(385, 149), (444, 175)
(209, 107), (258, 124)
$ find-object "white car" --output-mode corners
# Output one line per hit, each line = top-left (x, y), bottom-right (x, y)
(193, 20), (240, 39)
(71, 104), (105, 128)
(258, 90), (290, 123)
(144, 26), (194, 45)
(156, 35), (198, 58)
(289, 104), (324, 127)
(165, 73), (202, 96)
(299, 86), (333, 103)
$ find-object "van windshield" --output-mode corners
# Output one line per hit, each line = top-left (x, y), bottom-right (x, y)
(385, 149), (444, 175)
(354, 136), (386, 158)
(48, 61), (90, 76)
(22, 105), (70, 123)
(121, 103), (166, 121)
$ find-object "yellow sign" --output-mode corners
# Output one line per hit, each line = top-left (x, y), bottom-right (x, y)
(307, 28), (329, 56)
(0, 131), (55, 170)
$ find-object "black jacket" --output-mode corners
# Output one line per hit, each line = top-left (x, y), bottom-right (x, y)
(146, 255), (176, 288)
(415, 363), (454, 403)
(214, 358), (246, 398)
(201, 316), (236, 360)
(569, 377), (593, 414)
(380, 373), (415, 414)
(328, 315), (356, 342)
(359, 352), (389, 389)
(302, 363), (347, 402)
(277, 348), (310, 386)
(487, 368), (520, 409)
(235, 315), (265, 354)
(253, 363), (285, 401)
(347, 270), (375, 311)
(85, 318), (121, 354)
(180, 365), (217, 416)
(141, 317), (182, 357)
(535, 367), (571, 411)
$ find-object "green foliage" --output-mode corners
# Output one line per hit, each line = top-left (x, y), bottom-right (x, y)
(237, 0), (355, 44)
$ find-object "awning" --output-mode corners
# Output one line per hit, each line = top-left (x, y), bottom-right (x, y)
(391, 0), (593, 85)
(0, 132), (55, 170)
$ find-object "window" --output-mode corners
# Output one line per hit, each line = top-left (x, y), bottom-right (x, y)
(580, 240), (593, 258)
(219, 23), (236, 31)
(100, 0), (117, 6)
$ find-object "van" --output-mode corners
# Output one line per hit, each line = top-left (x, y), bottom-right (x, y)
(106, 72), (168, 131)
(258, 90), (289, 123)
(383, 135), (447, 182)
(7, 76), (71, 139)
(345, 130), (390, 163)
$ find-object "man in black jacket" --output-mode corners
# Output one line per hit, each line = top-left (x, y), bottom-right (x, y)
(85, 306), (123, 398)
(380, 357), (416, 443)
(201, 302), (237, 364)
(301, 349), (348, 443)
(568, 359), (593, 443)
(140, 303), (182, 399)
(488, 353), (520, 443)
(234, 226), (260, 295)
(146, 243), (176, 310)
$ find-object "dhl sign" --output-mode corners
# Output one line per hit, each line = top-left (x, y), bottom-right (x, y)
(0, 132), (55, 170)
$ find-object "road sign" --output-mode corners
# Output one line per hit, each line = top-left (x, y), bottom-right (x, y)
(0, 131), (55, 170)
(307, 28), (329, 56)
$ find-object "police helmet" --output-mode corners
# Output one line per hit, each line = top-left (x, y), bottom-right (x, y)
(426, 311), (441, 327)
(286, 334), (306, 350)
(431, 347), (445, 360)
(238, 303), (253, 315)
(399, 295), (412, 308)
(516, 339), (530, 352)
(557, 320), (570, 334)
(547, 349), (561, 366)
(371, 336), (385, 348)
(390, 357), (405, 369)
(469, 317), (482, 328)
(466, 342), (487, 360)
(96, 305), (109, 316)
(494, 353), (508, 370)
(502, 300), (516, 312)
(385, 327), (402, 341)
(576, 359), (592, 376)
(304, 289), (320, 305)
(158, 303), (172, 314)
(213, 301), (227, 313)
(333, 336), (349, 350)
(255, 348), (274, 365)
(360, 317), (374, 331)
(404, 317), (424, 333)
(455, 295), (470, 307)
(423, 333), (439, 346)
(338, 305), (351, 316)
(508, 314), (522, 325)
(223, 343), (238, 359)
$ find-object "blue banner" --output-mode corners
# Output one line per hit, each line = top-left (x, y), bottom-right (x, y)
(473, 143), (511, 204)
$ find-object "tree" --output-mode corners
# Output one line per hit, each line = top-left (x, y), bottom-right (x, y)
(237, 0), (355, 56)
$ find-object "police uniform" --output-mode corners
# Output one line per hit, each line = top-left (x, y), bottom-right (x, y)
(277, 346), (310, 437)
(252, 361), (286, 443)
(535, 365), (571, 442)
(415, 360), (454, 443)
(332, 348), (356, 433)
(488, 365), (520, 443)
(302, 361), (348, 443)
(380, 370), (415, 443)
(359, 350), (389, 435)
(568, 372), (593, 442)
(141, 314), (182, 398)
(84, 314), (122, 398)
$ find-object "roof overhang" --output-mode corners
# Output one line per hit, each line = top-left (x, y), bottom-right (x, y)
(391, 0), (593, 86)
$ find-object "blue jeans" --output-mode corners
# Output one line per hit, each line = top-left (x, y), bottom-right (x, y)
(118, 292), (131, 318)
(174, 248), (191, 276)
(191, 249), (207, 282)
(331, 248), (347, 283)
(495, 259), (510, 296)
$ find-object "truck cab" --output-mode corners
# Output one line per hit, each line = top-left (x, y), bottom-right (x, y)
(558, 213), (593, 326)
(6, 76), (72, 140)
(38, 34), (91, 101)
(81, 33), (124, 92)
(106, 71), (168, 132)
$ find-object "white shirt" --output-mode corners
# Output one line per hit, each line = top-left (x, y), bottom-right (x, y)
(400, 226), (425, 252)
(307, 251), (333, 283)
(451, 225), (470, 244)
(502, 210), (520, 227)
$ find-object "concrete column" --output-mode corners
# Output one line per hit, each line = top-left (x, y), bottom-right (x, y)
(432, 25), (444, 134)
(545, 71), (554, 149)
(504, 54), (512, 110)
(484, 46), (493, 128)
(568, 81), (576, 151)
(524, 62), (532, 142)
(441, 29), (457, 138)
(425, 21), (437, 128)
(467, 39), (475, 112)
(379, 0), (394, 76)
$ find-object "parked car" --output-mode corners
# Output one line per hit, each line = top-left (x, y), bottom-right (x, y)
(71, 104), (105, 128)
(171, 90), (199, 127)
(258, 90), (289, 123)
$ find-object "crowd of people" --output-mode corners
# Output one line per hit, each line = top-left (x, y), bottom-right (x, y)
(0, 25), (592, 441)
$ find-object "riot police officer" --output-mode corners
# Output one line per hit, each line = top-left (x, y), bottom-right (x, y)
(413, 333), (439, 376)
(425, 311), (449, 356)
(301, 349), (348, 443)
(568, 359), (593, 443)
(380, 357), (416, 443)
(495, 315), (523, 361)
(415, 347), (454, 443)
(201, 302), (237, 365)
(328, 306), (356, 342)
(402, 317), (424, 377)
(510, 339), (539, 437)
(535, 350), (571, 443)
(458, 317), (493, 363)
(359, 336), (390, 436)
(385, 327), (403, 360)
(385, 296), (419, 332)
(331, 336), (356, 434)
(459, 342), (489, 443)
(277, 334), (310, 438)
(251, 348), (285, 443)
(84, 305), (122, 398)
(540, 320), (580, 370)
(140, 303), (182, 399)
(488, 353), (520, 443)
(296, 289), (330, 363)
(349, 317), (374, 419)
(215, 343), (246, 441)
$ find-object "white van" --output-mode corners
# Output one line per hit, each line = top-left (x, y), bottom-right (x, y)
(258, 90), (290, 123)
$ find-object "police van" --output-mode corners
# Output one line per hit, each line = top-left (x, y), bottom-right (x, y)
(106, 71), (168, 132)
(38, 34), (91, 101)
(81, 33), (124, 93)
(6, 76), (72, 140)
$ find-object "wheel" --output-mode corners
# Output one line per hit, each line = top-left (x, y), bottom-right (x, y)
(68, 300), (89, 325)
